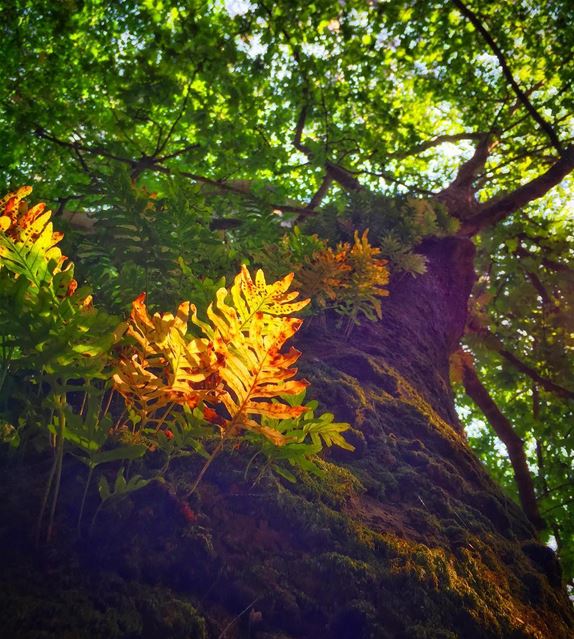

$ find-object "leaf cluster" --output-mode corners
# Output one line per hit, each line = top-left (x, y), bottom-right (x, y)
(306, 192), (459, 276)
(256, 227), (390, 332)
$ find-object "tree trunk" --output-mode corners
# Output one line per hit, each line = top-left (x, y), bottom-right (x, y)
(2, 238), (573, 639)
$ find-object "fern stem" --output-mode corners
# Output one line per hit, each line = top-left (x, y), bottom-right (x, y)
(89, 501), (105, 537)
(77, 463), (94, 537)
(0, 338), (13, 395)
(35, 443), (58, 546)
(36, 394), (66, 544)
(184, 437), (226, 497)
(46, 395), (66, 542)
(244, 450), (262, 481)
(100, 388), (114, 420)
(154, 402), (175, 431)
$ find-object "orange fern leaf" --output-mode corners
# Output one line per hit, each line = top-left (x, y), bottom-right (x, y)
(295, 246), (351, 307)
(113, 294), (219, 421)
(347, 229), (390, 309)
(217, 313), (309, 444)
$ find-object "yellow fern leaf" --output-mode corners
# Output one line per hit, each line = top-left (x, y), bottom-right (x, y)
(0, 187), (76, 296)
(192, 266), (310, 444)
(344, 230), (390, 319)
(231, 265), (309, 329)
(217, 313), (309, 444)
(194, 265), (309, 339)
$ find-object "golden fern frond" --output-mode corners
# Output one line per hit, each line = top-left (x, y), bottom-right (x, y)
(0, 187), (76, 296)
(217, 313), (309, 445)
(344, 229), (390, 318)
(234, 265), (309, 320)
(194, 265), (309, 340)
(191, 267), (310, 443)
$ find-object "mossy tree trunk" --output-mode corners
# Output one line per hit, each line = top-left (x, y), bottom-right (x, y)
(90, 235), (571, 639)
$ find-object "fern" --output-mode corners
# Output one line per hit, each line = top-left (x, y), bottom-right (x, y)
(1, 186), (355, 516)
(341, 229), (390, 321)
(249, 391), (354, 481)
(0, 188), (117, 377)
(304, 191), (458, 277)
(192, 266), (310, 444)
(114, 266), (311, 447)
(0, 187), (75, 296)
(287, 229), (390, 327)
(295, 246), (351, 309)
(379, 233), (428, 276)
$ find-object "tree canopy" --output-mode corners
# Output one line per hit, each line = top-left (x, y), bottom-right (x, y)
(1, 0), (574, 595)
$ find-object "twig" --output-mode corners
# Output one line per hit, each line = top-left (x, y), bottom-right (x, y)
(217, 596), (262, 639)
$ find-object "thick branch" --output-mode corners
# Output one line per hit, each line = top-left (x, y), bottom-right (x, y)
(151, 165), (317, 216)
(452, 0), (563, 154)
(459, 145), (574, 235)
(324, 161), (363, 191)
(461, 357), (545, 529)
(307, 173), (332, 209)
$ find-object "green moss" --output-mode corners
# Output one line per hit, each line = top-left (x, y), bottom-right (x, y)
(0, 563), (207, 639)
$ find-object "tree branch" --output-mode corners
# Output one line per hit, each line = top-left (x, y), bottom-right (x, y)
(36, 127), (317, 219)
(452, 0), (564, 154)
(307, 173), (332, 209)
(387, 132), (486, 160)
(515, 244), (572, 274)
(156, 143), (200, 163)
(483, 332), (574, 401)
(523, 270), (553, 306)
(293, 104), (363, 192)
(35, 127), (134, 165)
(460, 355), (545, 529)
(351, 168), (436, 196)
(459, 145), (574, 235)
(155, 78), (196, 156)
